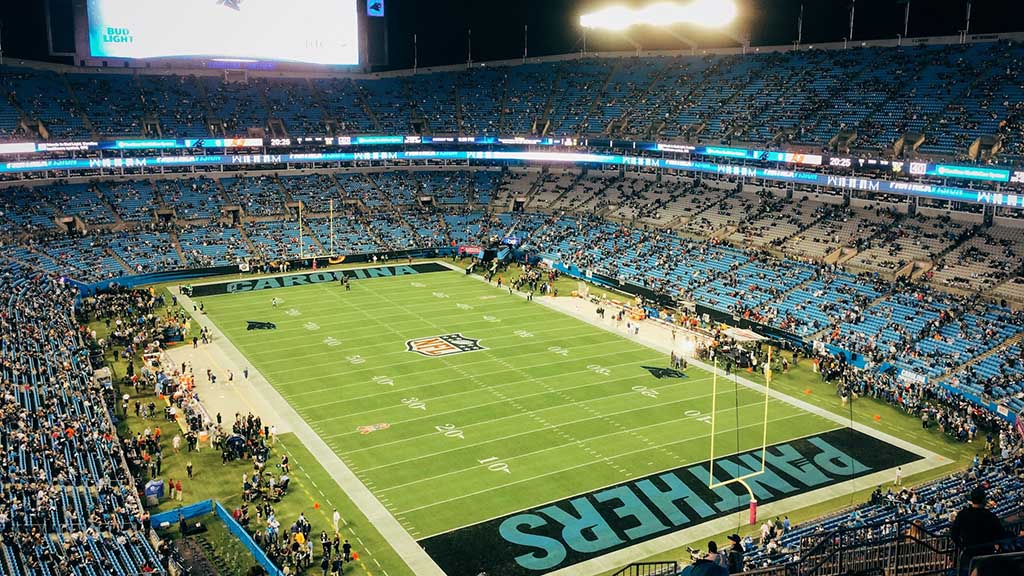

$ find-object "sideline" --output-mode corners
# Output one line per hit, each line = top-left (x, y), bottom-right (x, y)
(171, 284), (447, 576)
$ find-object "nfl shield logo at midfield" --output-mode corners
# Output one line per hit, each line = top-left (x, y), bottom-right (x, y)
(406, 333), (486, 357)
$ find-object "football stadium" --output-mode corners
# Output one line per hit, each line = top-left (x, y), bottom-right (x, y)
(1, 1), (1024, 575)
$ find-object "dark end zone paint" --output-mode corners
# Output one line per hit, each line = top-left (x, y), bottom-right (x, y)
(188, 262), (451, 297)
(419, 428), (922, 576)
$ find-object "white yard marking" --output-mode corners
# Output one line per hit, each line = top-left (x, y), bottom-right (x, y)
(393, 411), (817, 515)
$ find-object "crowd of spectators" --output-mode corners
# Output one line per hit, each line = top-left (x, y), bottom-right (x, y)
(0, 266), (164, 574)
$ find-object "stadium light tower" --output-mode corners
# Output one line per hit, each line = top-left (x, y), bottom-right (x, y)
(579, 0), (738, 31)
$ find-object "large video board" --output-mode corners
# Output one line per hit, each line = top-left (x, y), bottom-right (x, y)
(86, 0), (359, 65)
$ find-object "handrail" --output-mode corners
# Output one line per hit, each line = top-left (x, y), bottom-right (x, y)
(611, 560), (680, 576)
(731, 518), (956, 576)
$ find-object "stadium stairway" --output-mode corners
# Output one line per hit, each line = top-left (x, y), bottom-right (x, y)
(353, 80), (383, 133)
(59, 72), (97, 139)
(353, 211), (389, 249)
(510, 169), (547, 210)
(987, 262), (1024, 303)
(169, 230), (189, 265)
(104, 245), (135, 274)
(234, 224), (259, 257)
(525, 169), (583, 211)
(606, 64), (669, 138)
(672, 185), (744, 234)
(93, 184), (125, 226)
(300, 220), (328, 254)
(578, 62), (618, 138)
(536, 68), (563, 136)
(941, 331), (1024, 381)
(496, 84), (513, 134)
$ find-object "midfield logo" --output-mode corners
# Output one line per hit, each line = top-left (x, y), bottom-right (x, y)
(406, 333), (485, 357)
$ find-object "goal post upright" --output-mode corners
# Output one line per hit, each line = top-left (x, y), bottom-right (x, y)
(707, 345), (773, 520)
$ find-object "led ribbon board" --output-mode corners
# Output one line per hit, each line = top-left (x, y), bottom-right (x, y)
(1, 150), (1019, 209)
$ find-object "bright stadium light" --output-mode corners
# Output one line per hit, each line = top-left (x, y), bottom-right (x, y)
(580, 0), (737, 30)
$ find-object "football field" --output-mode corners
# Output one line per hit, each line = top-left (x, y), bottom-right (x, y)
(196, 265), (843, 540)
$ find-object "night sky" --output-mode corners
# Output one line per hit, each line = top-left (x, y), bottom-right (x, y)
(1, 0), (1022, 69)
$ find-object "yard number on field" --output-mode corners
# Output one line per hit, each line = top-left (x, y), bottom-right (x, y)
(347, 355), (365, 365)
(372, 375), (394, 386)
(548, 346), (569, 357)
(323, 336), (342, 347)
(632, 385), (658, 398)
(402, 397), (427, 410)
(434, 424), (465, 439)
(514, 330), (534, 338)
(587, 364), (611, 376)
(478, 456), (511, 474)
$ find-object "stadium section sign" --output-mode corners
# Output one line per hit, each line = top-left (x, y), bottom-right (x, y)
(421, 428), (921, 576)
(189, 263), (449, 297)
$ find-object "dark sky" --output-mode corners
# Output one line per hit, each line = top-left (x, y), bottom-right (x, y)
(2, 0), (1022, 69)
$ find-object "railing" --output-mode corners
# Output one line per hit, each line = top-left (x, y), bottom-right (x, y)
(611, 561), (680, 576)
(722, 518), (956, 576)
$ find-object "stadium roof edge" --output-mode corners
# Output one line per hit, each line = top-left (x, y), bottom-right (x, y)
(2, 31), (1023, 81)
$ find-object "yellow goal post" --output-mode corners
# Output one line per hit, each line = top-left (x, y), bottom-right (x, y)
(707, 344), (773, 501)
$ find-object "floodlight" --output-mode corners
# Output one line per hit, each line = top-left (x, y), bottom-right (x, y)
(580, 0), (737, 30)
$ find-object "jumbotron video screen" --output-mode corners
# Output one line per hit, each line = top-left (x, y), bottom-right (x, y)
(86, 0), (359, 65)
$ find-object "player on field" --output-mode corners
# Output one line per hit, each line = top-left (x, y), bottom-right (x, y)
(272, 297), (280, 308)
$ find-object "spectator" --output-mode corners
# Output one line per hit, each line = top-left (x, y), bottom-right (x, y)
(951, 487), (1005, 569)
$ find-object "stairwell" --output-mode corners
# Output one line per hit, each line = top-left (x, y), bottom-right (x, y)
(104, 247), (134, 274)
(58, 73), (97, 139)
(495, 74), (511, 134)
(525, 169), (585, 211)
(352, 79), (383, 133)
(576, 62), (618, 137)
(169, 230), (189, 267)
(536, 68), (563, 136)
(940, 331), (1024, 381)
(607, 63), (672, 137)
(92, 184), (124, 226)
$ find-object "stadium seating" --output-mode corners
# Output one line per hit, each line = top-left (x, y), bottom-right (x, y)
(154, 177), (224, 221)
(0, 39), (1021, 156)
(221, 175), (287, 217)
(6, 33), (1024, 576)
(741, 461), (1024, 572)
(136, 74), (209, 137)
(177, 224), (251, 267)
(0, 264), (163, 574)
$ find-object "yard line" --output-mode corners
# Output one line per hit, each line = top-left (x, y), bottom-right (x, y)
(393, 412), (819, 516)
(375, 399), (788, 493)
(323, 366), (708, 438)
(268, 333), (638, 376)
(282, 342), (658, 396)
(226, 306), (564, 349)
(358, 394), (786, 473)
(292, 354), (654, 411)
(336, 374), (723, 453)
(251, 321), (589, 359)
(309, 358), (672, 427)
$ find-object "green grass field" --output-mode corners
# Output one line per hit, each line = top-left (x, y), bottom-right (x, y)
(195, 266), (845, 542)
